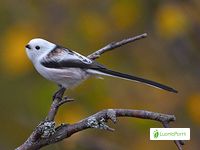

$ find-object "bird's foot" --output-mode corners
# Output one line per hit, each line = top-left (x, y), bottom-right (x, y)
(52, 87), (66, 101)
(53, 93), (62, 101)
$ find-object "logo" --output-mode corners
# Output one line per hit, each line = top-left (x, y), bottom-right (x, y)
(153, 129), (159, 139)
(150, 128), (190, 140)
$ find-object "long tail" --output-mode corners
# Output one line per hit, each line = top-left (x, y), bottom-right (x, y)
(87, 68), (177, 93)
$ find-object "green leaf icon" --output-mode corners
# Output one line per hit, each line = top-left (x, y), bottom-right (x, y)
(153, 130), (159, 139)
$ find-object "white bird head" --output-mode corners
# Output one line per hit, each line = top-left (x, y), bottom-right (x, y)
(25, 38), (56, 63)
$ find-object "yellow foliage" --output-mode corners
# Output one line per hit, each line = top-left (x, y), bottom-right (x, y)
(155, 4), (188, 38)
(110, 1), (140, 29)
(56, 104), (86, 124)
(188, 94), (200, 125)
(79, 12), (108, 40)
(2, 24), (36, 76)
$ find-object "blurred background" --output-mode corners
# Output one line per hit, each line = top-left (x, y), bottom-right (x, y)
(0, 0), (199, 149)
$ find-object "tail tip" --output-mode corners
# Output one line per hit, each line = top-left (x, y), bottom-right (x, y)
(170, 88), (178, 93)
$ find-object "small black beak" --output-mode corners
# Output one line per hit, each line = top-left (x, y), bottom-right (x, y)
(25, 44), (31, 49)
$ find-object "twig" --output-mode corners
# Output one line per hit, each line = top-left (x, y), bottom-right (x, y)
(162, 122), (185, 150)
(87, 33), (147, 60)
(46, 92), (65, 121)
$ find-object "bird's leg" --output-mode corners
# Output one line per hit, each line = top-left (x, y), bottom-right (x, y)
(53, 85), (66, 101)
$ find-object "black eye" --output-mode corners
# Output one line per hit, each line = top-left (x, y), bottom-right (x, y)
(35, 46), (40, 50)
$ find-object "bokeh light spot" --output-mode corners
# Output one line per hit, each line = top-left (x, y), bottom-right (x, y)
(2, 24), (36, 76)
(155, 4), (188, 38)
(188, 94), (200, 125)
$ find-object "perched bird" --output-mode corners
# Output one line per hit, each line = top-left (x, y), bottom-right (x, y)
(25, 38), (177, 100)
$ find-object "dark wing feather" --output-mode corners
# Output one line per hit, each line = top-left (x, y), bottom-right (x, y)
(41, 58), (105, 69)
(41, 45), (105, 69)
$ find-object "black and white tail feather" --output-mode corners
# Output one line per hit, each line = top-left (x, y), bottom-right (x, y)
(87, 68), (177, 93)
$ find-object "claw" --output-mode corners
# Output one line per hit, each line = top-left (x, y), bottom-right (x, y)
(52, 87), (66, 101)
(63, 96), (68, 100)
(52, 94), (62, 101)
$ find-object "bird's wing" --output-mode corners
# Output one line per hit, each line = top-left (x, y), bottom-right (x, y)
(40, 46), (105, 69)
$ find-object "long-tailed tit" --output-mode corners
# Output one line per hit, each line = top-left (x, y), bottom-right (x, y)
(25, 38), (177, 100)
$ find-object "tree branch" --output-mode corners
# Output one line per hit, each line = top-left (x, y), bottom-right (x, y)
(87, 33), (147, 60)
(16, 109), (179, 150)
(16, 33), (184, 150)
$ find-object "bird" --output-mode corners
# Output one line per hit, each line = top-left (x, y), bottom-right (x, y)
(25, 38), (177, 100)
